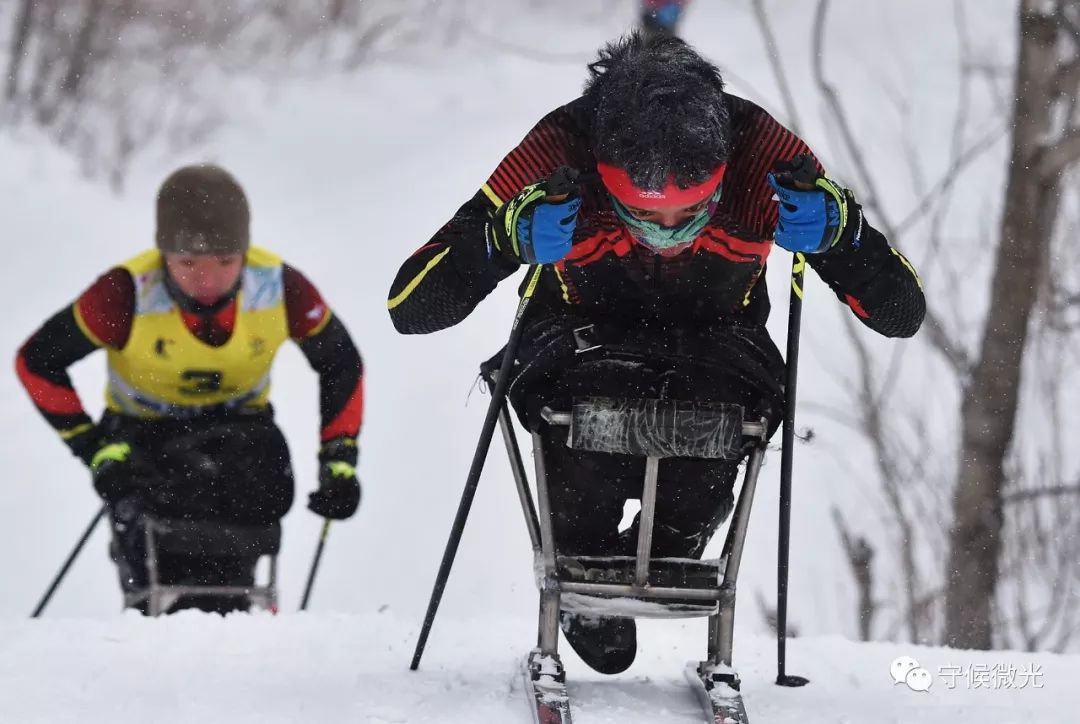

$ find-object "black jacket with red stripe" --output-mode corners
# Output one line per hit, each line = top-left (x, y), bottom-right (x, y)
(388, 94), (925, 340)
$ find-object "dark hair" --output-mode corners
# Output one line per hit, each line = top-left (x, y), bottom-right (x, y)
(583, 32), (730, 190)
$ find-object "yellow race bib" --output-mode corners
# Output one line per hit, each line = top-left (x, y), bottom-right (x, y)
(101, 246), (289, 417)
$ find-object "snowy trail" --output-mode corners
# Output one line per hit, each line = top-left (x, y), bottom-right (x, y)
(2, 612), (1074, 723)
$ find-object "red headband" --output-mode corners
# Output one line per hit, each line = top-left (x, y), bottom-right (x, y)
(597, 162), (726, 210)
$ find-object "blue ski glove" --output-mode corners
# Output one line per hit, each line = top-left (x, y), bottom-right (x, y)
(488, 167), (582, 265)
(767, 154), (849, 254)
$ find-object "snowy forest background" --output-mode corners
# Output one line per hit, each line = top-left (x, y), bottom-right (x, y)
(1, 0), (1079, 660)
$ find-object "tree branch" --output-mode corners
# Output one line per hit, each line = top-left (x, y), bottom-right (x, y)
(832, 507), (876, 641)
(750, 0), (802, 134)
(4, 0), (35, 101)
(1037, 126), (1080, 178)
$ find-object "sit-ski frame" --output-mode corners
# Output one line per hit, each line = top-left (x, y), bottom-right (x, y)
(497, 398), (767, 723)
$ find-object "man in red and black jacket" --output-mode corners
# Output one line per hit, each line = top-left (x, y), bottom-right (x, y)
(389, 34), (923, 672)
(18, 164), (365, 614)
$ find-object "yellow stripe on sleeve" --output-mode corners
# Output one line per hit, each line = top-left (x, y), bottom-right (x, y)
(306, 308), (333, 338)
(480, 184), (504, 207)
(72, 303), (106, 348)
(387, 247), (452, 311)
(552, 266), (570, 304)
(59, 423), (94, 440)
(890, 248), (923, 289)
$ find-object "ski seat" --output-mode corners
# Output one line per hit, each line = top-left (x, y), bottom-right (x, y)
(532, 397), (764, 619)
(124, 516), (280, 616)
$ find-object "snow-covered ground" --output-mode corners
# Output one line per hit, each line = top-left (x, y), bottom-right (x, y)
(2, 612), (1075, 723)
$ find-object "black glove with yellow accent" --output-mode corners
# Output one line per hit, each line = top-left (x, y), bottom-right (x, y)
(62, 423), (102, 466)
(90, 440), (147, 506)
(307, 436), (361, 520)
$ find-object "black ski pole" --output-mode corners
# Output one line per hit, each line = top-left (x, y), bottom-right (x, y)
(410, 264), (545, 671)
(31, 504), (107, 618)
(299, 518), (331, 611)
(776, 253), (809, 687)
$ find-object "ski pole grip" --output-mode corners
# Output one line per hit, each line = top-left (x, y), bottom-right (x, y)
(543, 166), (581, 201)
(771, 154), (819, 191)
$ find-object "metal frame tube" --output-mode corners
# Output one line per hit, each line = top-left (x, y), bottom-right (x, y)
(713, 443), (766, 666)
(531, 430), (564, 657)
(720, 445), (765, 585)
(268, 553), (278, 611)
(538, 589), (562, 655)
(531, 431), (560, 577)
(145, 523), (162, 617)
(634, 457), (661, 587)
(559, 581), (722, 600)
(500, 403), (541, 551)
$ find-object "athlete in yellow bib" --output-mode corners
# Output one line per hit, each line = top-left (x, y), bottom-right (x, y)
(17, 165), (365, 614)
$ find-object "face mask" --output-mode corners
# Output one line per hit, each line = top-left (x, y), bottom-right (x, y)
(610, 187), (722, 251)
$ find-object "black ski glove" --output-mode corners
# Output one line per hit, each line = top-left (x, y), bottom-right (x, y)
(90, 440), (148, 506)
(308, 437), (361, 520)
(64, 424), (102, 468)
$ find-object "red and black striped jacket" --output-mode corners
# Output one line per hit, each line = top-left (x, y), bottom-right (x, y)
(388, 94), (924, 338)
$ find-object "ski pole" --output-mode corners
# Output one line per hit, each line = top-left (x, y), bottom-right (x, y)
(299, 518), (332, 611)
(776, 253), (809, 687)
(410, 264), (545, 671)
(31, 504), (107, 618)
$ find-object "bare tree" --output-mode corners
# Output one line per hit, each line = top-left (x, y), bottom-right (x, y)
(0, 0), (462, 186)
(749, 0), (996, 645)
(752, 0), (1080, 651)
(832, 508), (876, 641)
(945, 0), (1080, 649)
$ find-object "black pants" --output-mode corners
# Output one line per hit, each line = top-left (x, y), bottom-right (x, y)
(539, 421), (739, 558)
(497, 315), (785, 559)
(100, 411), (293, 614)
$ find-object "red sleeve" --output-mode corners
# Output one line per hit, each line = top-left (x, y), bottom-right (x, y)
(483, 105), (585, 205)
(284, 263), (364, 442)
(283, 264), (331, 339)
(16, 301), (101, 456)
(720, 97), (818, 239)
(74, 268), (135, 349)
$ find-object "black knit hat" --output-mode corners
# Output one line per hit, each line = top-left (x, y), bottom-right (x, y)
(156, 164), (250, 255)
